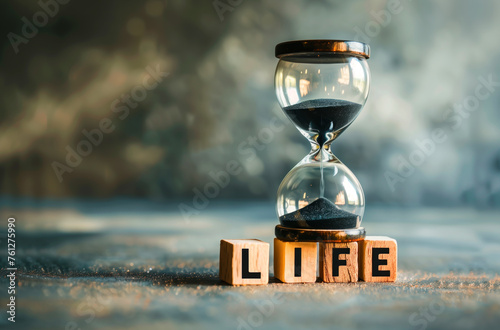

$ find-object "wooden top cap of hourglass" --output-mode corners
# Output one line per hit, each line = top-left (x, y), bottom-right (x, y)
(275, 40), (370, 59)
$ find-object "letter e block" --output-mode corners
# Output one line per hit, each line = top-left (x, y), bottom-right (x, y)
(219, 239), (269, 286)
(319, 242), (358, 283)
(359, 236), (397, 282)
(274, 238), (317, 283)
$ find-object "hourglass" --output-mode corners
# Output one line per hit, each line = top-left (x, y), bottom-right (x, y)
(274, 40), (370, 242)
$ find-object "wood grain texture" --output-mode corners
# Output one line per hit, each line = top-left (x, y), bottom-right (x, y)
(273, 238), (317, 283)
(359, 236), (397, 282)
(219, 239), (269, 286)
(319, 241), (358, 283)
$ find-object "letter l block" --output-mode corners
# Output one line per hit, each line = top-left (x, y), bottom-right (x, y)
(220, 239), (269, 286)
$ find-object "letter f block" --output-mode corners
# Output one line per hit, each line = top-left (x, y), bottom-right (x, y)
(319, 242), (358, 283)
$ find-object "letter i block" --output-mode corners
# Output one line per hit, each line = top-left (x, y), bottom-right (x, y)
(319, 242), (358, 283)
(359, 236), (397, 282)
(274, 238), (317, 283)
(219, 239), (269, 286)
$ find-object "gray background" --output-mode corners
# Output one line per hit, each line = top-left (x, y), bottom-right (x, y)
(1, 0), (499, 207)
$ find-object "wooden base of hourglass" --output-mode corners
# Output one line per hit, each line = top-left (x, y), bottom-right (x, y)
(274, 225), (366, 243)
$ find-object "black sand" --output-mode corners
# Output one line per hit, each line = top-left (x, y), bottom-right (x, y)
(284, 99), (362, 146)
(279, 197), (359, 229)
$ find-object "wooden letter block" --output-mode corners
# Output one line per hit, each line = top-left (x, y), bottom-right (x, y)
(319, 242), (358, 283)
(359, 236), (397, 282)
(274, 238), (317, 283)
(219, 239), (269, 286)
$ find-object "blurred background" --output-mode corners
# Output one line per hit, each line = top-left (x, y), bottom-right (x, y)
(1, 0), (500, 208)
(1, 1), (500, 329)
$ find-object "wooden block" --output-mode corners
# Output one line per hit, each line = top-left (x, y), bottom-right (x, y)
(273, 238), (317, 283)
(319, 241), (358, 283)
(219, 239), (269, 286)
(359, 236), (397, 282)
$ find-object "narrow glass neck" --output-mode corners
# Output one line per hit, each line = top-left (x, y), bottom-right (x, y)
(297, 142), (339, 165)
(294, 128), (346, 165)
(314, 143), (337, 161)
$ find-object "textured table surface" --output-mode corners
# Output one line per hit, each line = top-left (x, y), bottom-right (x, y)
(1, 201), (499, 329)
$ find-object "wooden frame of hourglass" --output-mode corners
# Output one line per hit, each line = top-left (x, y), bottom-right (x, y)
(274, 40), (370, 242)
